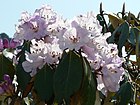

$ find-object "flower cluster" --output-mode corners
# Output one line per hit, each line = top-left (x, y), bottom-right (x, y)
(0, 74), (14, 96)
(14, 4), (124, 95)
(22, 38), (62, 76)
(0, 38), (19, 51)
(82, 33), (124, 95)
(14, 5), (57, 40)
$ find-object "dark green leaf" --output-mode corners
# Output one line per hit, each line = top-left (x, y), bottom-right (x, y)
(108, 23), (115, 33)
(127, 12), (136, 22)
(111, 82), (134, 105)
(34, 65), (54, 101)
(107, 21), (129, 56)
(16, 60), (31, 92)
(128, 28), (137, 45)
(0, 33), (10, 40)
(134, 27), (140, 67)
(79, 57), (97, 105)
(53, 51), (83, 103)
(0, 53), (15, 80)
(118, 22), (129, 55)
(70, 57), (97, 105)
(16, 41), (31, 91)
(97, 14), (104, 26)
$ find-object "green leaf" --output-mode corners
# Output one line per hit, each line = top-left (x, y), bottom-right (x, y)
(134, 27), (140, 68)
(34, 64), (54, 101)
(108, 14), (124, 29)
(111, 82), (134, 105)
(108, 21), (129, 56)
(97, 14), (104, 26)
(16, 41), (31, 91)
(79, 57), (97, 105)
(70, 57), (97, 105)
(127, 12), (136, 22)
(16, 60), (31, 92)
(118, 22), (129, 55)
(128, 28), (137, 45)
(53, 51), (83, 104)
(108, 23), (115, 33)
(0, 33), (10, 40)
(0, 53), (15, 80)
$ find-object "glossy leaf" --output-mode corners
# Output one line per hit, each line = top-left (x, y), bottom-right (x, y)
(128, 28), (137, 46)
(108, 21), (129, 56)
(134, 27), (140, 68)
(70, 57), (97, 105)
(108, 14), (124, 29)
(54, 51), (83, 104)
(16, 41), (31, 91)
(108, 23), (115, 33)
(0, 53), (15, 80)
(79, 57), (96, 105)
(118, 22), (129, 55)
(34, 64), (54, 101)
(111, 82), (134, 105)
(16, 60), (31, 92)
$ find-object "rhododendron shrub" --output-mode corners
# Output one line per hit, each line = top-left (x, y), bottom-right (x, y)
(0, 3), (140, 105)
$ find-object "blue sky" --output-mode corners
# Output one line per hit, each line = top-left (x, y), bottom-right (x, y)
(0, 0), (139, 37)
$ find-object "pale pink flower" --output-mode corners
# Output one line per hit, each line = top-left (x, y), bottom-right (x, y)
(82, 32), (124, 95)
(22, 52), (45, 77)
(102, 63), (124, 92)
(14, 14), (47, 40)
(34, 4), (57, 24)
(44, 43), (62, 64)
(58, 20), (90, 50)
(0, 38), (3, 50)
(22, 38), (62, 76)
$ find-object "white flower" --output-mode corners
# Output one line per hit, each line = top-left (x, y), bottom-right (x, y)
(82, 45), (104, 70)
(30, 39), (46, 53)
(82, 32), (124, 94)
(96, 75), (108, 96)
(14, 5), (59, 41)
(58, 20), (91, 50)
(44, 43), (62, 64)
(57, 12), (104, 51)
(75, 11), (102, 38)
(22, 37), (62, 76)
(47, 16), (66, 36)
(58, 27), (80, 50)
(20, 11), (30, 24)
(22, 52), (45, 77)
(14, 14), (48, 40)
(34, 4), (57, 23)
(102, 63), (124, 92)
